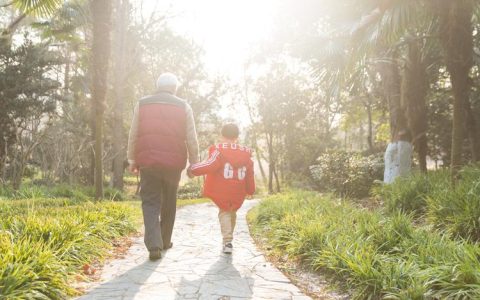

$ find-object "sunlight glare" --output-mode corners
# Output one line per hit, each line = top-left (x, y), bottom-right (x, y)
(143, 0), (275, 78)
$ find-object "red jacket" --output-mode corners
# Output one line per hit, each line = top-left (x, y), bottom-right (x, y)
(190, 143), (256, 211)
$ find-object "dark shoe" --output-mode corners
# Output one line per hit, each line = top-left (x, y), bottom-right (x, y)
(163, 242), (173, 250)
(149, 248), (162, 261)
(223, 242), (233, 254)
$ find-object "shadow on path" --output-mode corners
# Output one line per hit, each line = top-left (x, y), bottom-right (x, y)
(77, 257), (163, 300)
(175, 254), (254, 299)
(77, 201), (310, 300)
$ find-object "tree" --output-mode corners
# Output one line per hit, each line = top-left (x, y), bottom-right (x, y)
(0, 39), (62, 188)
(354, 0), (478, 178)
(402, 37), (429, 172)
(111, 0), (129, 190)
(436, 0), (475, 180)
(251, 61), (326, 193)
(1, 0), (63, 39)
(90, 0), (112, 199)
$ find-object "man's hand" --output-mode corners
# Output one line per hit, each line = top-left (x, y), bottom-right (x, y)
(128, 163), (139, 175)
(187, 166), (195, 179)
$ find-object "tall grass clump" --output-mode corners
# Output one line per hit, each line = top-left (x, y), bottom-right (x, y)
(374, 166), (480, 241)
(0, 184), (125, 201)
(426, 166), (480, 241)
(372, 170), (448, 215)
(0, 197), (138, 299)
(249, 190), (480, 299)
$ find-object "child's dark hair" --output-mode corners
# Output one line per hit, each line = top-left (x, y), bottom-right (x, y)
(221, 123), (239, 139)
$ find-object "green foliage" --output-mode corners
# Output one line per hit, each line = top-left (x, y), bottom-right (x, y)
(0, 38), (62, 171)
(12, 0), (63, 17)
(426, 167), (480, 241)
(372, 171), (448, 215)
(177, 179), (203, 200)
(0, 184), (125, 201)
(0, 196), (138, 299)
(251, 62), (332, 183)
(310, 151), (383, 198)
(375, 167), (480, 241)
(249, 191), (480, 299)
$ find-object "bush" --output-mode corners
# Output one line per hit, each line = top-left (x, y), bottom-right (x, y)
(177, 179), (203, 199)
(309, 151), (383, 198)
(375, 166), (480, 241)
(249, 191), (480, 298)
(372, 171), (448, 215)
(0, 184), (125, 201)
(426, 166), (480, 241)
(0, 197), (138, 299)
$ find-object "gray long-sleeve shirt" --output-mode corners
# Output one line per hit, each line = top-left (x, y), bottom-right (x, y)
(127, 100), (200, 167)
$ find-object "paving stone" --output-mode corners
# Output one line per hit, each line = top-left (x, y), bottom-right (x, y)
(76, 201), (311, 300)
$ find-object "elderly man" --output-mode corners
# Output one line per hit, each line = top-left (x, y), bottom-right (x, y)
(127, 73), (199, 261)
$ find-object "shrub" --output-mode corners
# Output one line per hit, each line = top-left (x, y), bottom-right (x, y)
(249, 191), (480, 298)
(177, 179), (203, 199)
(309, 151), (383, 198)
(426, 166), (480, 241)
(375, 166), (480, 241)
(372, 171), (448, 215)
(0, 184), (125, 201)
(0, 198), (138, 299)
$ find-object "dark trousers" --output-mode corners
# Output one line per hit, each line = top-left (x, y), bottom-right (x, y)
(140, 167), (181, 251)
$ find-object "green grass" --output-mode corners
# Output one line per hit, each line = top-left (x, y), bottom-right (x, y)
(178, 197), (210, 207)
(0, 182), (208, 299)
(372, 172), (443, 215)
(374, 166), (480, 241)
(0, 197), (140, 299)
(248, 190), (480, 299)
(0, 184), (126, 201)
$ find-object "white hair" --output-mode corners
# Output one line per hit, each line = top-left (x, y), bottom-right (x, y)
(156, 73), (179, 94)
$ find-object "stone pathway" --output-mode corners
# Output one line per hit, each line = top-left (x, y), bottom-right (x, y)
(77, 200), (312, 300)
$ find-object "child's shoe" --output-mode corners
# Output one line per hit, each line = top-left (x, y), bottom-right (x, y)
(223, 242), (233, 254)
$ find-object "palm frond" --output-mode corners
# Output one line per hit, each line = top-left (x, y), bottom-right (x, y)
(13, 0), (63, 17)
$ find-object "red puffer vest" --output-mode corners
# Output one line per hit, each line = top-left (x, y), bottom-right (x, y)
(135, 93), (188, 170)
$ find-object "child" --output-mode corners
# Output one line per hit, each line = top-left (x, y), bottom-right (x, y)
(188, 123), (255, 254)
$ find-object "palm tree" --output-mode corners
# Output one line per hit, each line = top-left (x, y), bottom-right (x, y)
(435, 0), (475, 180)
(1, 0), (63, 37)
(90, 0), (112, 199)
(310, 1), (429, 168)
(342, 0), (478, 179)
(370, 0), (477, 178)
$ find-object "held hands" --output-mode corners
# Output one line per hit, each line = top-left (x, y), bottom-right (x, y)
(128, 163), (139, 175)
(187, 166), (195, 179)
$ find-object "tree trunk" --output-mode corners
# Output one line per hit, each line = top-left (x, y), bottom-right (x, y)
(403, 38), (428, 172)
(378, 50), (413, 181)
(242, 70), (268, 187)
(91, 0), (113, 199)
(112, 0), (128, 190)
(266, 132), (275, 194)
(378, 52), (408, 141)
(64, 51), (71, 95)
(366, 98), (374, 152)
(273, 165), (281, 193)
(465, 101), (480, 162)
(255, 151), (267, 187)
(437, 0), (473, 181)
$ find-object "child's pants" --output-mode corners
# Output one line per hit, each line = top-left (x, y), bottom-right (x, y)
(218, 209), (237, 244)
